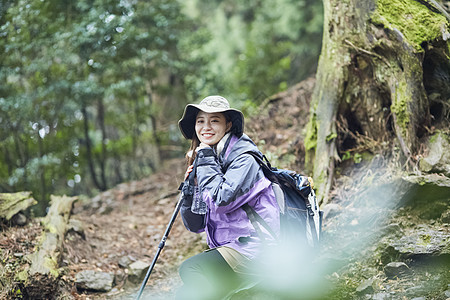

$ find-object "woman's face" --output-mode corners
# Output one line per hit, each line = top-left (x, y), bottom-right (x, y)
(195, 111), (231, 146)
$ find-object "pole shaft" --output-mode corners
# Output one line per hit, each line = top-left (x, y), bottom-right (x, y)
(136, 194), (184, 300)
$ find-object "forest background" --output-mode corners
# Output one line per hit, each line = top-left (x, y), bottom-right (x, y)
(0, 0), (323, 215)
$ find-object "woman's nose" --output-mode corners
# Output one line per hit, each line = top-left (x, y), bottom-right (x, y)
(203, 121), (212, 129)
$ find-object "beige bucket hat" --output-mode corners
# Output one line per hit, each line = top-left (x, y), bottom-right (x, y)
(178, 95), (244, 139)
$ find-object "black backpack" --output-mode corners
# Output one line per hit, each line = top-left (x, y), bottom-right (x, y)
(243, 153), (323, 249)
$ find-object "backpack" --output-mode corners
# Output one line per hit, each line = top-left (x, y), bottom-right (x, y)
(243, 153), (323, 249)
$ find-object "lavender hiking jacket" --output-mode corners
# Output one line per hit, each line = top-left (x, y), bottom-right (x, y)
(180, 134), (280, 259)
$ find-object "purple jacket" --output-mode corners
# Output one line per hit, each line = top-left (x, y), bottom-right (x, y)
(180, 134), (280, 259)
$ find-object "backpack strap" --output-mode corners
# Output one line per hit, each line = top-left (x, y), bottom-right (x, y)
(242, 203), (278, 241)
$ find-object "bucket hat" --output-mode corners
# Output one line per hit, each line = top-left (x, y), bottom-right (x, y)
(178, 95), (244, 139)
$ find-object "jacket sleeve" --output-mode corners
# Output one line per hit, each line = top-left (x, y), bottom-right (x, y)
(196, 148), (262, 214)
(180, 190), (206, 233)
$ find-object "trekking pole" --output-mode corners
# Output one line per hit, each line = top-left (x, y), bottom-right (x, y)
(135, 191), (184, 300)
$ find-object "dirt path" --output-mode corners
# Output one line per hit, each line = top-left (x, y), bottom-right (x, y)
(63, 158), (205, 299)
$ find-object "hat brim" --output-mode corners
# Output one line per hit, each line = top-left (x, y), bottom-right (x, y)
(178, 103), (244, 139)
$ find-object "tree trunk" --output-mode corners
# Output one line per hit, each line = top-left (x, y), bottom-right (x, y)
(0, 191), (37, 220)
(145, 81), (162, 169)
(306, 0), (450, 205)
(81, 105), (104, 191)
(26, 195), (77, 297)
(97, 99), (108, 190)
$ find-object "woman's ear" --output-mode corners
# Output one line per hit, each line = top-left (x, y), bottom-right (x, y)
(226, 121), (232, 133)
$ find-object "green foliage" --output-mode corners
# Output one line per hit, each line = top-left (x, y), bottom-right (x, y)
(0, 0), (197, 213)
(181, 0), (323, 106)
(0, 0), (324, 214)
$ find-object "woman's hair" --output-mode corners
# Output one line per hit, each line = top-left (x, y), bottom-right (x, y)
(185, 111), (232, 166)
(186, 134), (200, 166)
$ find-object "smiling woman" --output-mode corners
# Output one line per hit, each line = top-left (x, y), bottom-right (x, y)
(174, 96), (281, 299)
(195, 111), (231, 147)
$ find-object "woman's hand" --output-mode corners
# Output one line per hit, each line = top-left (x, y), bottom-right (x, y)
(184, 164), (194, 180)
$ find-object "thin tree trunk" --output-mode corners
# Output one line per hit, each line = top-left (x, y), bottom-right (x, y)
(37, 126), (48, 214)
(145, 81), (161, 169)
(97, 99), (108, 190)
(81, 105), (102, 191)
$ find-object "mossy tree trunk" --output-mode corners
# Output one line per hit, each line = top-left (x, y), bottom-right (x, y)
(305, 0), (450, 205)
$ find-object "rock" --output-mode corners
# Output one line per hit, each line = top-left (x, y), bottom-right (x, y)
(67, 218), (85, 239)
(384, 262), (412, 278)
(11, 212), (27, 226)
(371, 292), (391, 300)
(75, 270), (114, 292)
(127, 260), (150, 284)
(118, 255), (135, 268)
(380, 223), (403, 236)
(419, 132), (450, 176)
(441, 209), (450, 223)
(356, 277), (375, 294)
(445, 288), (450, 297)
(322, 203), (342, 219)
(386, 227), (450, 258)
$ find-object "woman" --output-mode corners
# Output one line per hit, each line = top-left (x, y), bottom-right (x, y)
(176, 95), (280, 299)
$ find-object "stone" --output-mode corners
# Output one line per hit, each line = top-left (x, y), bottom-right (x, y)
(75, 270), (114, 292)
(322, 203), (342, 219)
(356, 278), (374, 294)
(118, 255), (135, 268)
(11, 212), (27, 226)
(127, 260), (150, 284)
(384, 262), (412, 278)
(67, 218), (85, 239)
(371, 292), (391, 300)
(419, 132), (450, 176)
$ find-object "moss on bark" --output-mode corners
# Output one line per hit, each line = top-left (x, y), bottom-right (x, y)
(372, 0), (449, 51)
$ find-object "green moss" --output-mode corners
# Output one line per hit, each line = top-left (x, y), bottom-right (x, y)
(390, 81), (410, 136)
(372, 0), (449, 52)
(15, 269), (28, 282)
(44, 257), (59, 277)
(304, 111), (318, 171)
(305, 112), (318, 151)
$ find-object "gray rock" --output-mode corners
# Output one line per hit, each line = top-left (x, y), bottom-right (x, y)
(75, 270), (114, 292)
(387, 227), (450, 257)
(118, 255), (135, 268)
(372, 292), (391, 300)
(419, 132), (450, 176)
(67, 218), (85, 238)
(127, 260), (150, 284)
(11, 213), (27, 226)
(322, 203), (342, 219)
(384, 262), (412, 278)
(356, 278), (374, 294)
(445, 289), (450, 297)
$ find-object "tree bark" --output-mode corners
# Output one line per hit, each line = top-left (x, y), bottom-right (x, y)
(0, 191), (37, 220)
(97, 99), (108, 190)
(26, 195), (77, 296)
(306, 0), (449, 205)
(81, 105), (104, 191)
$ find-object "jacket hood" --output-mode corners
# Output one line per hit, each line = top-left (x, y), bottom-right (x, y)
(220, 134), (262, 169)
